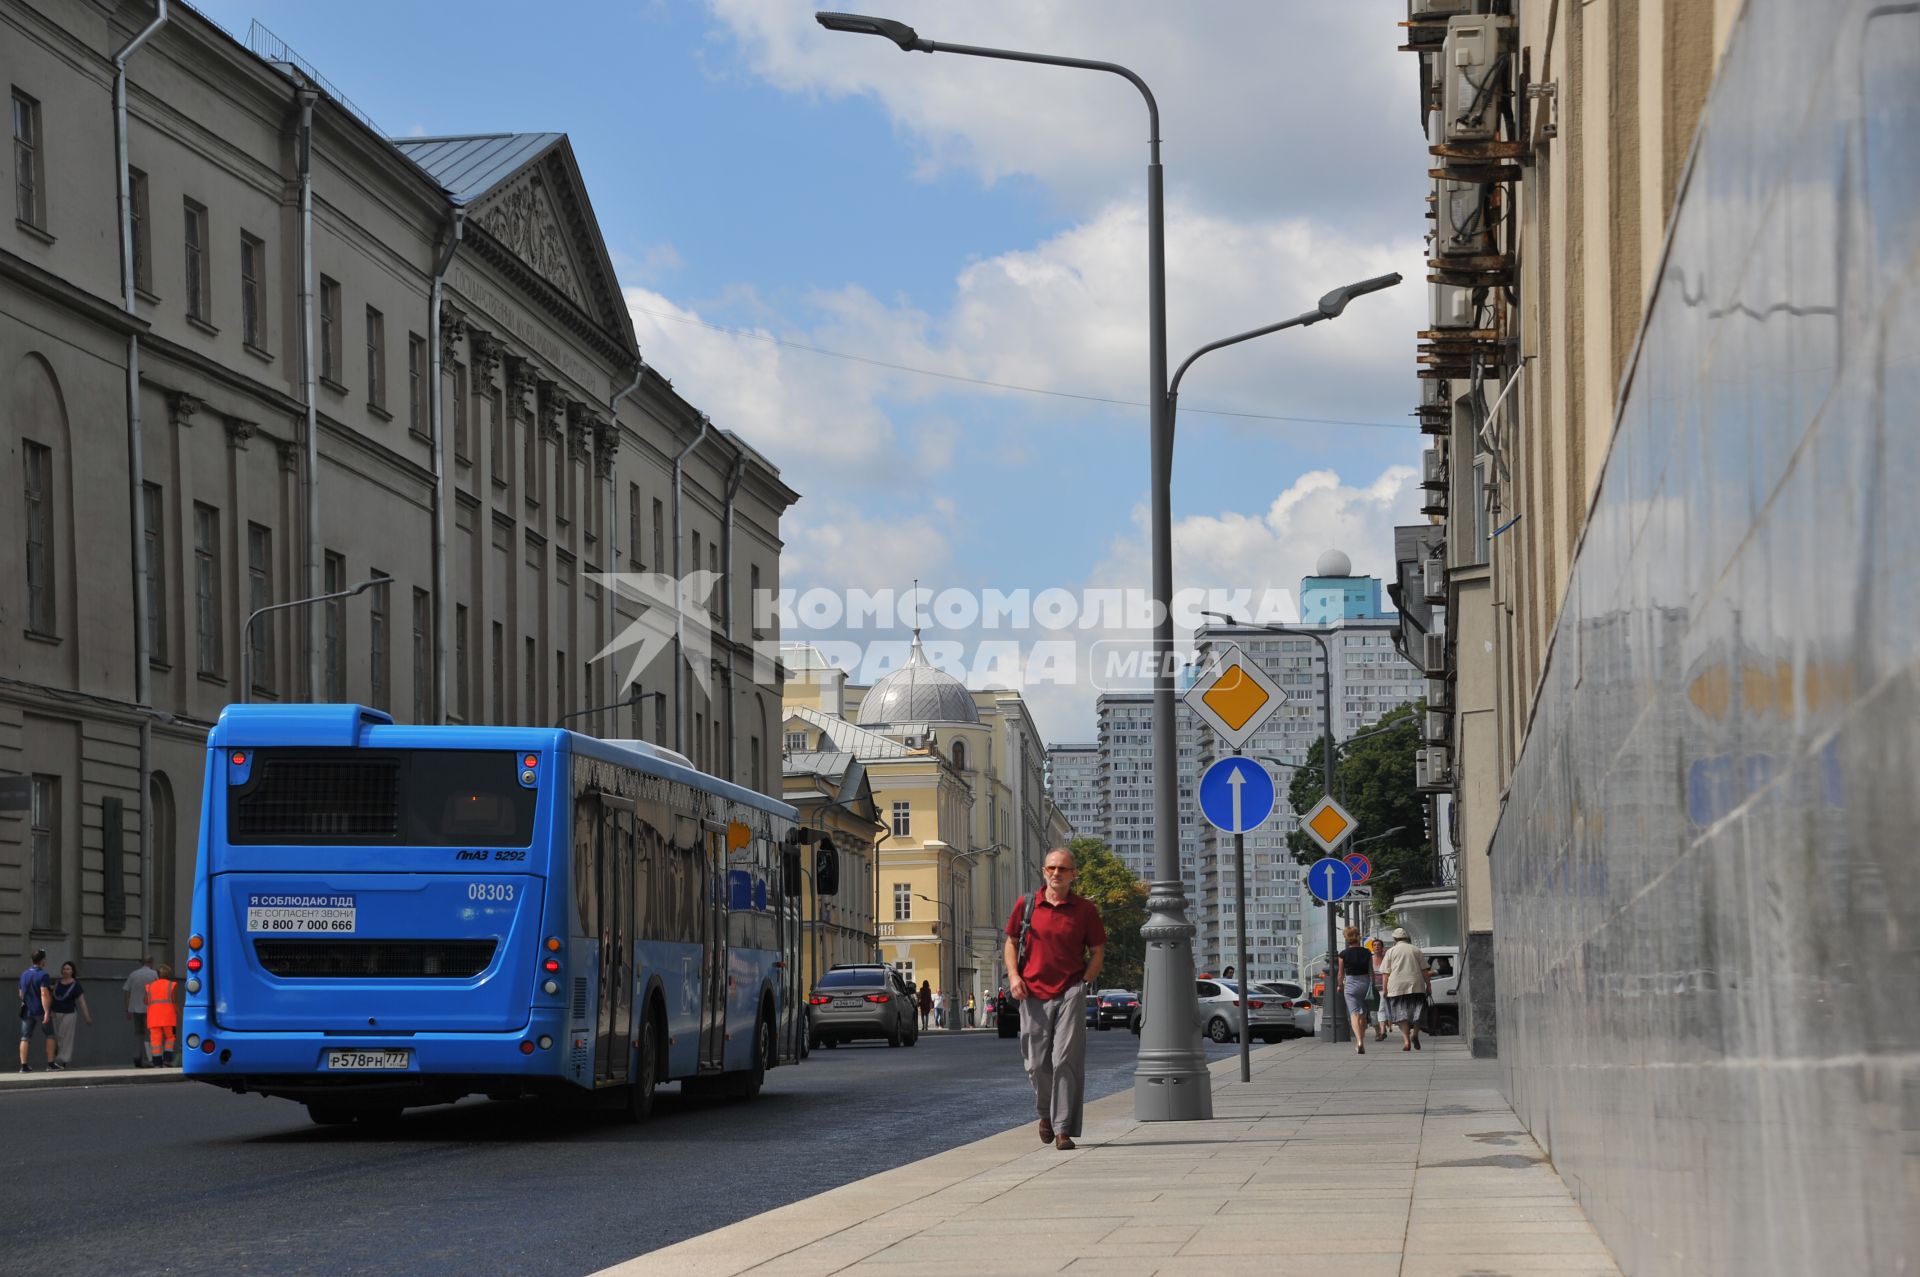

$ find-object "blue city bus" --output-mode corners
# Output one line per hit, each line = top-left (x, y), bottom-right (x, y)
(182, 703), (806, 1125)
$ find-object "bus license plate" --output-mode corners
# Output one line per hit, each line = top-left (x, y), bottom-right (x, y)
(326, 1049), (410, 1070)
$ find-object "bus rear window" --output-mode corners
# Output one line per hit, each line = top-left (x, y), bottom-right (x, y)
(230, 749), (536, 846)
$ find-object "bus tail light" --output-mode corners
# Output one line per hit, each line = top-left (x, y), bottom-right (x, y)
(519, 1041), (534, 1055)
(545, 937), (562, 952)
(186, 956), (203, 973)
(542, 958), (560, 974)
(863, 993), (890, 1003)
(188, 934), (204, 951)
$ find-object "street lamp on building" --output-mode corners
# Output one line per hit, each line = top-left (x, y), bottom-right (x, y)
(241, 576), (390, 706)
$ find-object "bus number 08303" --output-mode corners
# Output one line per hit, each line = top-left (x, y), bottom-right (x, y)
(467, 882), (516, 901)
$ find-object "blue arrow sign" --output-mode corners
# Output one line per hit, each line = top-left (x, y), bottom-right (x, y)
(1197, 757), (1275, 834)
(1308, 856), (1354, 903)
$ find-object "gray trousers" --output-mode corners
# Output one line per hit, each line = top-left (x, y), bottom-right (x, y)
(1018, 985), (1088, 1137)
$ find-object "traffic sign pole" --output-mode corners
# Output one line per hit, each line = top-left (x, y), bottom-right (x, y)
(1233, 754), (1249, 1082)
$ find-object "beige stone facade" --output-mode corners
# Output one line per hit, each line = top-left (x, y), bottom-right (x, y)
(0, 0), (794, 1051)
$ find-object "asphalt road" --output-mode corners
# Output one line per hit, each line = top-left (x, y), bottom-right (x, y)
(4, 1027), (1237, 1276)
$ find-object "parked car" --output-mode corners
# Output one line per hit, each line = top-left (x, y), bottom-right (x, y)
(807, 964), (919, 1048)
(1422, 948), (1460, 1034)
(1094, 989), (1138, 1030)
(1196, 978), (1294, 1044)
(1252, 979), (1316, 1039)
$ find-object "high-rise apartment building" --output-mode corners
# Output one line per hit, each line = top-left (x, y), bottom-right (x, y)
(1045, 743), (1103, 842)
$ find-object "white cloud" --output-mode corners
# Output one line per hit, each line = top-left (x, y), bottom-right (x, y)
(705, 1), (1426, 234)
(781, 502), (954, 593)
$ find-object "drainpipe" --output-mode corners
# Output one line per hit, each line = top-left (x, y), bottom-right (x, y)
(670, 414), (711, 752)
(114, 0), (169, 948)
(427, 207), (465, 722)
(608, 363), (645, 735)
(295, 83), (321, 697)
(719, 443), (746, 782)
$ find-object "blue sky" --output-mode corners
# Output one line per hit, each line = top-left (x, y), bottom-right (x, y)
(193, 1), (1431, 738)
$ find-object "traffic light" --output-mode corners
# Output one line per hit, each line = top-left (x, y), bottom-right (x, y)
(815, 845), (840, 896)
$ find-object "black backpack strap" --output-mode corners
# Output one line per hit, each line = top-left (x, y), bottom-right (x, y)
(1015, 887), (1042, 975)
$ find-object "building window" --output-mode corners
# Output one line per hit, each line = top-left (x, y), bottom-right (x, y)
(452, 362), (469, 460)
(785, 730), (807, 752)
(952, 740), (967, 772)
(365, 307), (386, 410)
(23, 439), (55, 635)
(488, 385), (504, 479)
(319, 276), (341, 384)
(893, 883), (911, 921)
(247, 523), (274, 694)
(691, 530), (701, 584)
(651, 498), (665, 573)
(524, 399), (541, 509)
(555, 649), (567, 721)
(148, 774), (174, 942)
(524, 636), (537, 723)
(408, 334), (426, 436)
(324, 551), (345, 700)
(240, 233), (265, 348)
(491, 621), (505, 721)
(412, 588), (431, 723)
(129, 168), (151, 293)
(890, 801), (911, 838)
(13, 90), (43, 229)
(628, 483), (642, 567)
(369, 571), (390, 710)
(183, 199), (209, 322)
(193, 503), (222, 677)
(30, 775), (58, 931)
(750, 564), (763, 636)
(142, 482), (167, 665)
(454, 604), (469, 722)
(750, 735), (762, 792)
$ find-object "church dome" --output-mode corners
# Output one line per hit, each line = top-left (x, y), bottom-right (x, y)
(1314, 548), (1353, 577)
(856, 633), (980, 726)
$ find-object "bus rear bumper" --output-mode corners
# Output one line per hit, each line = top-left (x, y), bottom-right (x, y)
(179, 1007), (586, 1103)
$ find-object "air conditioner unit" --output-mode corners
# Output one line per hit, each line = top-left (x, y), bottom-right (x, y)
(1441, 15), (1514, 144)
(1429, 281), (1475, 329)
(1423, 556), (1447, 602)
(1434, 179), (1492, 257)
(1424, 712), (1451, 743)
(1422, 631), (1447, 674)
(1415, 746), (1452, 790)
(1421, 377), (1452, 410)
(1421, 449), (1447, 489)
(1426, 678), (1451, 710)
(1422, 482), (1449, 517)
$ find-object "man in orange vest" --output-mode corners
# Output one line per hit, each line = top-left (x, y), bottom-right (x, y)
(144, 963), (181, 1067)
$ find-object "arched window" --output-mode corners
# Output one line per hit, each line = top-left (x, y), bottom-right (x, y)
(148, 773), (175, 944)
(952, 740), (967, 773)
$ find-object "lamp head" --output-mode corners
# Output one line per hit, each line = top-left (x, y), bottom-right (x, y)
(815, 12), (930, 51)
(1316, 272), (1403, 320)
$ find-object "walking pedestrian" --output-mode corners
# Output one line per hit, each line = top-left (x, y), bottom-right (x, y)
(1005, 847), (1106, 1151)
(123, 953), (157, 1068)
(17, 949), (55, 1073)
(933, 987), (946, 1029)
(1335, 926), (1375, 1054)
(917, 980), (933, 1031)
(144, 963), (182, 1067)
(965, 992), (976, 1027)
(1381, 927), (1430, 1052)
(48, 962), (92, 1070)
(1368, 937), (1390, 1041)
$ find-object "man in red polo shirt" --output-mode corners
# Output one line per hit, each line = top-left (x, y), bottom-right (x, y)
(1005, 846), (1106, 1150)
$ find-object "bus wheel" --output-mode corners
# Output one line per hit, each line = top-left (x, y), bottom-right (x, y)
(626, 1013), (660, 1123)
(728, 1015), (770, 1101)
(307, 1103), (356, 1126)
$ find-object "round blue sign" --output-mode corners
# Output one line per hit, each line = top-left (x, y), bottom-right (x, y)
(1307, 856), (1354, 903)
(1197, 757), (1276, 834)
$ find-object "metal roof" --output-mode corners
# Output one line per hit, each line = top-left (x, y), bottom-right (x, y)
(855, 634), (980, 727)
(789, 706), (921, 761)
(392, 133), (563, 205)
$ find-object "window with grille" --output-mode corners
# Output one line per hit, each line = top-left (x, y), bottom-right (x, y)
(408, 334), (426, 437)
(30, 775), (57, 930)
(23, 440), (55, 635)
(194, 503), (222, 676)
(241, 233), (265, 348)
(129, 169), (151, 292)
(365, 307), (386, 409)
(369, 571), (390, 710)
(13, 90), (43, 228)
(324, 552), (345, 700)
(183, 199), (209, 321)
(319, 276), (341, 383)
(248, 523), (273, 693)
(143, 482), (166, 664)
(412, 588), (431, 723)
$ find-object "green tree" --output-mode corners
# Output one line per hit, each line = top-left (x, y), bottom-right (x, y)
(1285, 699), (1434, 911)
(1068, 835), (1148, 990)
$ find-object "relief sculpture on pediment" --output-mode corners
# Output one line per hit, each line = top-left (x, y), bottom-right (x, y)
(478, 177), (588, 311)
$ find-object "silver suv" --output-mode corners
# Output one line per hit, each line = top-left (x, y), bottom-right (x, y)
(807, 964), (920, 1049)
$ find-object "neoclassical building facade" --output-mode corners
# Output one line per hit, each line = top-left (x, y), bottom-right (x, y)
(0, 0), (795, 1051)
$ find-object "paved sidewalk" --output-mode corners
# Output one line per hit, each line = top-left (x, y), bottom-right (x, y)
(597, 1037), (1621, 1277)
(0, 1063), (185, 1092)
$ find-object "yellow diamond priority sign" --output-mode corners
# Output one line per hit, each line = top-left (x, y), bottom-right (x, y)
(1182, 643), (1285, 749)
(1302, 795), (1357, 852)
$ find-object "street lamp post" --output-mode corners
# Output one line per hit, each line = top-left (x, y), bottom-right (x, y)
(242, 577), (390, 705)
(816, 8), (1210, 1120)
